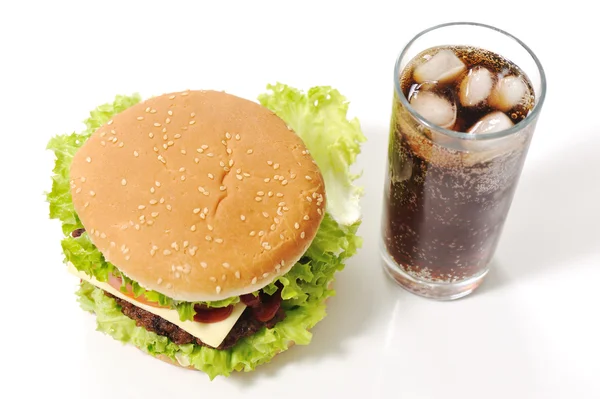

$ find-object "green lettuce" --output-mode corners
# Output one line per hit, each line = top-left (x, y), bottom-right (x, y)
(48, 84), (365, 378)
(258, 83), (366, 226)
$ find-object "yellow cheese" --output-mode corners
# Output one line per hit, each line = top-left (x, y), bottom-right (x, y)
(68, 264), (246, 348)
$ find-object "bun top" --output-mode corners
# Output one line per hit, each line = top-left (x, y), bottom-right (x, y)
(69, 90), (325, 302)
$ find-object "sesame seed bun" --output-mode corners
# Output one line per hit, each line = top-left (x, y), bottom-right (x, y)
(69, 90), (326, 302)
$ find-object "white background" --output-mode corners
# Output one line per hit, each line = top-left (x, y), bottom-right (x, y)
(1, 1), (599, 398)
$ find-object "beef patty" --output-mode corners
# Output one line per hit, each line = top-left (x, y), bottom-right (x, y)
(105, 291), (285, 350)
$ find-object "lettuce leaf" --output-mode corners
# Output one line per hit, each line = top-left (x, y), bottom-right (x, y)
(258, 83), (366, 226)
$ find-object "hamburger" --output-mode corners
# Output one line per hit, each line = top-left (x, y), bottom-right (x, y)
(47, 84), (365, 379)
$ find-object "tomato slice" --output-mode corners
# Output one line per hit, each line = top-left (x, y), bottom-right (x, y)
(193, 304), (234, 323)
(107, 274), (169, 308)
(251, 290), (282, 322)
(240, 293), (261, 307)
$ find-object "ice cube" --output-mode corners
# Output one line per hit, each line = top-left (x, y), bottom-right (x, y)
(459, 67), (493, 107)
(468, 111), (514, 134)
(413, 49), (466, 84)
(488, 75), (528, 111)
(410, 91), (456, 129)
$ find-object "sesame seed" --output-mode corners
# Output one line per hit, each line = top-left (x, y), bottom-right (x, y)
(264, 178), (271, 183)
(150, 109), (157, 114)
(89, 190), (96, 196)
(100, 131), (106, 137)
(189, 120), (196, 125)
(110, 130), (116, 135)
(207, 225), (214, 231)
(274, 175), (280, 180)
(236, 174), (243, 180)
(221, 140), (227, 146)
(249, 231), (256, 236)
(137, 116), (144, 121)
(86, 157), (91, 163)
(306, 196), (312, 202)
(290, 173), (296, 179)
(262, 212), (269, 218)
(312, 192), (318, 198)
(165, 118), (171, 124)
(201, 262), (207, 268)
(155, 181), (161, 187)
(267, 191), (273, 197)
(216, 286), (221, 294)
(154, 122), (162, 127)
(181, 176), (186, 181)
(157, 278), (163, 284)
(118, 142), (125, 148)
(282, 180), (288, 185)
(194, 157), (199, 163)
(207, 153), (214, 157)
(146, 220), (154, 226)
(220, 185), (226, 191)
(149, 132), (154, 138)
(121, 179), (127, 186)
(203, 191), (209, 196)
(267, 161), (273, 166)
(181, 149), (187, 155)
(263, 272), (269, 278)
(183, 241), (189, 248)
(276, 193), (284, 197)
(182, 92), (189, 96)
(75, 188), (81, 194)
(84, 202), (89, 208)
(270, 224), (276, 231)
(227, 148), (232, 155)
(221, 274), (227, 281)
(100, 232), (107, 239)
(275, 217), (280, 223)
(159, 197), (165, 204)
(107, 120), (113, 125)
(135, 224), (140, 230)
(255, 197), (262, 202)
(189, 247), (197, 256)
(209, 277), (217, 282)
(153, 146), (159, 152)
(205, 235), (212, 241)
(100, 141), (106, 146)
(228, 159), (234, 167)
(168, 110), (173, 116)
(174, 134), (181, 139)
(274, 163), (280, 169)
(303, 215), (310, 220)
(193, 208), (200, 214)
(208, 173), (214, 179)
(317, 208), (322, 215)
(240, 215), (246, 221)
(258, 231), (265, 237)
(166, 283), (173, 289)
(225, 132), (231, 139)
(190, 112), (196, 117)
(235, 134), (241, 140)
(222, 262), (230, 268)
(252, 277), (257, 284)
(198, 186), (205, 193)
(151, 212), (159, 218)
(162, 144), (168, 150)
(125, 255), (131, 261)
(167, 140), (174, 147)
(95, 231), (100, 237)
(294, 223), (300, 229)
(247, 149), (253, 154)
(191, 225), (196, 232)
(257, 191), (265, 196)
(138, 205), (146, 210)
(175, 272), (181, 278)
(305, 175), (313, 180)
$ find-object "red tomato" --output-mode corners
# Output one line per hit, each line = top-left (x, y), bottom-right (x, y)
(107, 274), (169, 308)
(251, 290), (282, 322)
(240, 293), (261, 307)
(193, 304), (234, 323)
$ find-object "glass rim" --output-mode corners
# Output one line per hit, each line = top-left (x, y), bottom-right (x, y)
(394, 21), (547, 141)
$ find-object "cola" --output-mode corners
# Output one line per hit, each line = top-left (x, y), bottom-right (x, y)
(382, 44), (538, 299)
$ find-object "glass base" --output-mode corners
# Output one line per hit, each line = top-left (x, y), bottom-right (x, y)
(381, 247), (488, 301)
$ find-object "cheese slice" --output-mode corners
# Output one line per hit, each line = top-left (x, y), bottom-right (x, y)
(68, 264), (246, 348)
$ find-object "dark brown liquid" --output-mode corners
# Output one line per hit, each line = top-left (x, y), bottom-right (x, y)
(383, 46), (536, 282)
